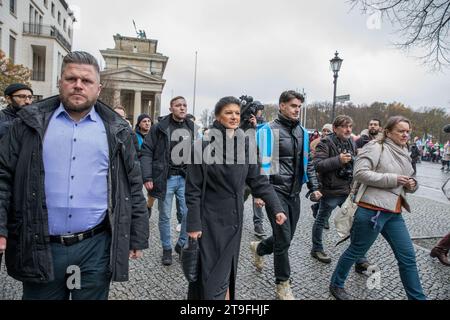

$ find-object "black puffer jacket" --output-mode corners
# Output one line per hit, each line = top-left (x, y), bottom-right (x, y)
(0, 96), (149, 283)
(0, 106), (18, 139)
(140, 114), (195, 200)
(268, 113), (319, 197)
(314, 134), (355, 196)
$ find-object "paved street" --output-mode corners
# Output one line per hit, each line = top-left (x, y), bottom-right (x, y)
(1, 161), (449, 300)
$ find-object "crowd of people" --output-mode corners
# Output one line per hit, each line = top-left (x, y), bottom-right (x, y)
(0, 50), (449, 301)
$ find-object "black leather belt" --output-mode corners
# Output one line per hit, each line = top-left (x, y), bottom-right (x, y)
(169, 168), (184, 177)
(49, 221), (107, 246)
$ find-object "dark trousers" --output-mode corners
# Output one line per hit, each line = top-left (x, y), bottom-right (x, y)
(257, 192), (300, 283)
(23, 231), (112, 300)
(435, 232), (450, 251)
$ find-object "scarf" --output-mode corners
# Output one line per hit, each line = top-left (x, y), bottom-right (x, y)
(383, 138), (413, 176)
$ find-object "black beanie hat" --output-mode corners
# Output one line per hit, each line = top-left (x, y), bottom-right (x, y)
(4, 83), (33, 97)
(135, 113), (152, 130)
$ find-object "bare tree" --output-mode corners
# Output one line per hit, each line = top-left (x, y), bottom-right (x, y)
(350, 0), (450, 70)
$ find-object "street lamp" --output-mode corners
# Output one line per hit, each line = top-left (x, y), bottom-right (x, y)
(330, 51), (343, 122)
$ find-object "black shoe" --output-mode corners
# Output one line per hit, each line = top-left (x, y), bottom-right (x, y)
(311, 251), (331, 264)
(329, 285), (351, 300)
(355, 262), (371, 274)
(174, 243), (182, 256)
(254, 224), (266, 238)
(162, 249), (172, 266)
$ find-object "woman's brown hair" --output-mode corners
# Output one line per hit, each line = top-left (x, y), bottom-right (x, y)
(381, 116), (411, 142)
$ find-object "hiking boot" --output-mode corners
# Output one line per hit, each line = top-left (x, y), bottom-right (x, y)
(355, 261), (371, 274)
(254, 224), (266, 238)
(311, 251), (332, 264)
(162, 249), (172, 266)
(329, 285), (351, 300)
(430, 246), (450, 266)
(250, 241), (264, 271)
(276, 280), (295, 300)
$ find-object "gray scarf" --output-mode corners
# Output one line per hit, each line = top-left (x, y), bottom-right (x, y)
(383, 138), (414, 176)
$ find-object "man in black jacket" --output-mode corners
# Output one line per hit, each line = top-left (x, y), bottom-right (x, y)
(311, 115), (370, 273)
(250, 90), (321, 300)
(0, 51), (148, 300)
(140, 96), (195, 266)
(0, 83), (34, 139)
(355, 118), (382, 150)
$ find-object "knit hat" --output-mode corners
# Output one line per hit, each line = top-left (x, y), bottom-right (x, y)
(322, 123), (333, 132)
(135, 113), (152, 130)
(4, 83), (33, 96)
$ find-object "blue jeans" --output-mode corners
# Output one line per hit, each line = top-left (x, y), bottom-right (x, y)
(23, 231), (111, 300)
(252, 199), (265, 226)
(330, 207), (426, 300)
(158, 175), (188, 250)
(312, 195), (367, 264)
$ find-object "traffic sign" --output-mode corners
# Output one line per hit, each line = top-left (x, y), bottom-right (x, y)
(336, 94), (350, 102)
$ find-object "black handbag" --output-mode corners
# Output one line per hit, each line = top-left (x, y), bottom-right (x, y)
(181, 237), (199, 283)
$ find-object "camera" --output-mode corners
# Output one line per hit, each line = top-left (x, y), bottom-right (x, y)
(239, 95), (264, 129)
(336, 148), (355, 181)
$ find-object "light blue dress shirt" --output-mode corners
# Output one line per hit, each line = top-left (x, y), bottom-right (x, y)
(43, 104), (109, 236)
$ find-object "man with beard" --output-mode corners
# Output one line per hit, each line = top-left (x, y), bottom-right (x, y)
(355, 119), (382, 150)
(0, 83), (34, 139)
(0, 51), (149, 300)
(310, 115), (370, 273)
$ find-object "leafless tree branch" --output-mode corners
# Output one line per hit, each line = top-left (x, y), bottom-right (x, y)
(349, 0), (450, 71)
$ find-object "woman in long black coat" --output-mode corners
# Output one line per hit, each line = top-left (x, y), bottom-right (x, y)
(185, 96), (286, 300)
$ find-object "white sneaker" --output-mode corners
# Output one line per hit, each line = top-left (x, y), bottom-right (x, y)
(250, 241), (264, 271)
(176, 223), (181, 232)
(276, 280), (295, 300)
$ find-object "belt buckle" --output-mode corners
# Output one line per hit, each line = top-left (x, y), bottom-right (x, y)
(61, 233), (84, 246)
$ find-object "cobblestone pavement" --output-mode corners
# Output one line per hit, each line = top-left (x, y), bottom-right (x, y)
(1, 161), (449, 300)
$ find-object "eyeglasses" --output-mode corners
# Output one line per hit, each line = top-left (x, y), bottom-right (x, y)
(11, 95), (34, 101)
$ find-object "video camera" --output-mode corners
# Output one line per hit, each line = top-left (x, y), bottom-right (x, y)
(239, 95), (264, 129)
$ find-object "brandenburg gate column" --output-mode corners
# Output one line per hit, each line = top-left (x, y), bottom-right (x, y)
(133, 90), (142, 126)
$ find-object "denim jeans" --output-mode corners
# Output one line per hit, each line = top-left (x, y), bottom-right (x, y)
(312, 195), (368, 264)
(330, 207), (426, 300)
(23, 231), (111, 300)
(252, 199), (265, 227)
(257, 192), (300, 283)
(158, 175), (188, 250)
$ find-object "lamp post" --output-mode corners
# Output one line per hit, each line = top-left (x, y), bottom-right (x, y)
(330, 51), (343, 122)
(193, 51), (198, 117)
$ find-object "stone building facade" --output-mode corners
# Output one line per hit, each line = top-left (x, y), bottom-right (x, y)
(0, 0), (75, 100)
(100, 34), (168, 125)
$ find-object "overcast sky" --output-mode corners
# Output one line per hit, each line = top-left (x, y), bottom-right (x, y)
(68, 0), (450, 116)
